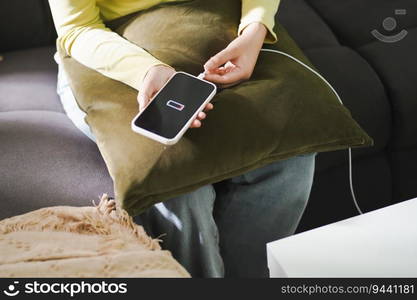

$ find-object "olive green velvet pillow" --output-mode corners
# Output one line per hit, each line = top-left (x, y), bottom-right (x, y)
(59, 0), (373, 216)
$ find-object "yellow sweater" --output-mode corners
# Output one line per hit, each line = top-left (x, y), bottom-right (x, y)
(49, 0), (280, 91)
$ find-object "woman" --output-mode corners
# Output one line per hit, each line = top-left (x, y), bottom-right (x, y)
(49, 0), (316, 277)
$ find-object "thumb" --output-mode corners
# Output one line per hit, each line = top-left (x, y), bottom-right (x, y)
(204, 48), (235, 72)
(137, 89), (153, 112)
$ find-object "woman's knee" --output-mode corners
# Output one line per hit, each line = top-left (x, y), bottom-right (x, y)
(231, 152), (316, 187)
(163, 184), (216, 211)
(137, 184), (216, 224)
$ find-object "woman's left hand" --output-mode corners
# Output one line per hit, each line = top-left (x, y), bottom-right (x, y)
(203, 22), (267, 87)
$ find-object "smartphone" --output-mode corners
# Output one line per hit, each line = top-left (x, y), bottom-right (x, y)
(131, 71), (217, 145)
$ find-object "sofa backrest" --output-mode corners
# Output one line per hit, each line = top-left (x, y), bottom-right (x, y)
(0, 0), (57, 52)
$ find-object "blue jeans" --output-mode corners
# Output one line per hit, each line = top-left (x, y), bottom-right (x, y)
(135, 154), (316, 278)
(56, 58), (316, 277)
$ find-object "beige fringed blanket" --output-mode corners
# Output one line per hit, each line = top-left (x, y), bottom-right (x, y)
(0, 195), (190, 277)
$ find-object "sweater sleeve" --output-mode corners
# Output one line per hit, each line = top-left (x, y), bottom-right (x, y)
(238, 0), (281, 43)
(48, 0), (169, 91)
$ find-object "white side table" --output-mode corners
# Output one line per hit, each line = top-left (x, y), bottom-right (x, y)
(267, 198), (417, 277)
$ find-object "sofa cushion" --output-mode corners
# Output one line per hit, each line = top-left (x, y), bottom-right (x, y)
(0, 111), (113, 220)
(359, 31), (417, 149)
(300, 0), (417, 149)
(0, 0), (56, 52)
(0, 46), (63, 113)
(307, 0), (417, 47)
(277, 0), (339, 50)
(304, 47), (391, 172)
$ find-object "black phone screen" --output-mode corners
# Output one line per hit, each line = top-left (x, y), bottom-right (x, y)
(134, 72), (216, 139)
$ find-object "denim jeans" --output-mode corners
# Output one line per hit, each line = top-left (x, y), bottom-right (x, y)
(135, 154), (316, 278)
(55, 53), (96, 142)
(55, 57), (316, 277)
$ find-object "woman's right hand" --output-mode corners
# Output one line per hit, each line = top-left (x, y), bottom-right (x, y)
(137, 65), (213, 128)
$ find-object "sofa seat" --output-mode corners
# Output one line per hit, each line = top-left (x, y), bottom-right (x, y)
(0, 46), (113, 220)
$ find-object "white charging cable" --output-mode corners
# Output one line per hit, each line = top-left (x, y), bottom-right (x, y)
(197, 72), (206, 79)
(259, 48), (363, 215)
(197, 49), (363, 214)
(348, 148), (362, 214)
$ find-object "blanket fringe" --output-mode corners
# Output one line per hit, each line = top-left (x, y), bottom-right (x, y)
(0, 194), (161, 251)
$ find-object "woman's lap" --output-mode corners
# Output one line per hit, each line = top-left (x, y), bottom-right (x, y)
(56, 55), (96, 142)
(55, 56), (316, 277)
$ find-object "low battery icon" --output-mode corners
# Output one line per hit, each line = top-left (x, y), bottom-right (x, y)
(166, 100), (185, 111)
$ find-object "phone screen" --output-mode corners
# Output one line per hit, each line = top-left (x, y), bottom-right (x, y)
(133, 72), (216, 139)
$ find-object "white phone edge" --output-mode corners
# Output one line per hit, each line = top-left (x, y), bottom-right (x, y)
(131, 71), (217, 145)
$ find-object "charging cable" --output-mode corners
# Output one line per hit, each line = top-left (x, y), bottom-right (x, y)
(348, 148), (363, 214)
(260, 48), (363, 215)
(196, 49), (363, 214)
(197, 72), (206, 79)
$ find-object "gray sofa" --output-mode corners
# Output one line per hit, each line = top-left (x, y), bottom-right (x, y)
(1, 0), (416, 233)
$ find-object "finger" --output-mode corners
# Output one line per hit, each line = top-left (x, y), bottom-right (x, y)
(204, 68), (243, 84)
(222, 61), (235, 73)
(216, 63), (235, 74)
(209, 64), (235, 77)
(214, 67), (227, 75)
(190, 119), (202, 128)
(204, 48), (235, 72)
(197, 111), (206, 120)
(204, 103), (214, 111)
(224, 61), (235, 68)
(137, 94), (148, 112)
(138, 82), (156, 111)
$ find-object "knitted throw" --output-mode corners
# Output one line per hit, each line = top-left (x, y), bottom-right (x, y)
(0, 195), (190, 277)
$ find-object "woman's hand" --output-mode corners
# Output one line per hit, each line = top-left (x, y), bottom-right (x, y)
(203, 22), (267, 87)
(137, 65), (213, 128)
